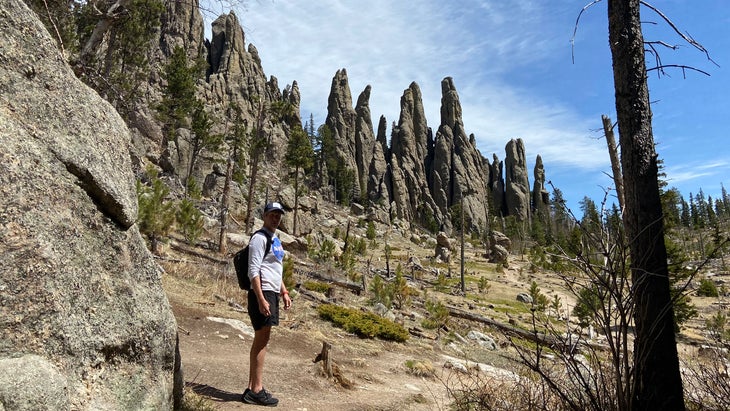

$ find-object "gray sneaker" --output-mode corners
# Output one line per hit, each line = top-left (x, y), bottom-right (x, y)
(242, 388), (279, 407)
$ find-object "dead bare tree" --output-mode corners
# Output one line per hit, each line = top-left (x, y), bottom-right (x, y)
(510, 189), (634, 411)
(608, 1), (685, 408)
(601, 115), (624, 213)
(568, 1), (717, 408)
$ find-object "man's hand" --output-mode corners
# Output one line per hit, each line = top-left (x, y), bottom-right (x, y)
(258, 298), (271, 317)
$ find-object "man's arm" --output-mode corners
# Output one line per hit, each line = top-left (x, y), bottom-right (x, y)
(251, 275), (270, 316)
(248, 232), (271, 315)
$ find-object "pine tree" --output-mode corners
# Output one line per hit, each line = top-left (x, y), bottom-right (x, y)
(176, 198), (203, 245)
(187, 100), (222, 190)
(158, 46), (217, 192)
(158, 46), (198, 141)
(218, 103), (248, 253)
(76, 0), (164, 119)
(285, 126), (314, 236)
(680, 196), (691, 228)
(550, 187), (571, 249)
(137, 168), (175, 255)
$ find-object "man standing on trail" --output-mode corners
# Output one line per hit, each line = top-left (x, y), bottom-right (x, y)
(243, 202), (291, 406)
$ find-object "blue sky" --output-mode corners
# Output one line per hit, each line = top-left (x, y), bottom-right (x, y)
(202, 0), (729, 214)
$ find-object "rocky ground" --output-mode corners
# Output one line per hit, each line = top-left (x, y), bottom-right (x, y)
(167, 275), (455, 410)
(160, 221), (729, 410)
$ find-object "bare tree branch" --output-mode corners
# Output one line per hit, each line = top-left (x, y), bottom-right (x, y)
(41, 0), (65, 56)
(640, 0), (719, 67)
(647, 65), (712, 78)
(80, 0), (133, 63)
(571, 0), (603, 64)
(572, 0), (719, 74)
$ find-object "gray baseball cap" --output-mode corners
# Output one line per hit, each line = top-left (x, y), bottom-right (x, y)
(264, 202), (285, 214)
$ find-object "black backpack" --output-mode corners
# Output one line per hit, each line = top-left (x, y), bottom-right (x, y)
(233, 229), (273, 290)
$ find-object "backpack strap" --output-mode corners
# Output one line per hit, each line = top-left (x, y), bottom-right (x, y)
(253, 228), (273, 258)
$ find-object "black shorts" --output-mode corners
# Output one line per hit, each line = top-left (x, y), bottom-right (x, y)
(247, 290), (280, 330)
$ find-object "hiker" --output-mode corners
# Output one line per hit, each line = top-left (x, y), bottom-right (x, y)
(243, 202), (291, 406)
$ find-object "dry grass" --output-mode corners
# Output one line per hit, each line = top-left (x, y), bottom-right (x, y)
(158, 211), (730, 410)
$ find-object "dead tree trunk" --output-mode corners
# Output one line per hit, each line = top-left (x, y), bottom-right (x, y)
(218, 154), (234, 254)
(608, 1), (685, 409)
(602, 114), (625, 212)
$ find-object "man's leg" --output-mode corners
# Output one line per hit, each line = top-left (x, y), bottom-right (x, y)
(248, 325), (271, 393)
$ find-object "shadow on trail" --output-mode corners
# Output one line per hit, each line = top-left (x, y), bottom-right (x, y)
(187, 382), (242, 403)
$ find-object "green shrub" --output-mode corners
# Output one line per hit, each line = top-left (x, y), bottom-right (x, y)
(137, 168), (175, 253)
(550, 294), (563, 316)
(312, 238), (336, 262)
(283, 256), (295, 292)
(304, 280), (331, 294)
(369, 274), (393, 307)
(366, 221), (376, 240)
(337, 248), (356, 275)
(353, 237), (367, 255)
(698, 278), (719, 297)
(317, 304), (408, 342)
(706, 311), (730, 343)
(391, 264), (413, 309)
(176, 198), (203, 245)
(572, 285), (602, 327)
(185, 177), (202, 200)
(529, 281), (549, 311)
(478, 276), (491, 293)
(422, 298), (449, 331)
(435, 271), (449, 292)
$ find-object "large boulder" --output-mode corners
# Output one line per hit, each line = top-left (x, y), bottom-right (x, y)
(435, 232), (454, 263)
(0, 1), (178, 409)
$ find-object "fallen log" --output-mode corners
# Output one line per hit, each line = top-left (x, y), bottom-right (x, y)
(446, 305), (559, 347)
(295, 269), (364, 295)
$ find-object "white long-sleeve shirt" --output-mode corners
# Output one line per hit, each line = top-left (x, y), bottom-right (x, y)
(247, 229), (285, 293)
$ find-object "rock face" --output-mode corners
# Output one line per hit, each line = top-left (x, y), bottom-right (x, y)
(0, 1), (178, 409)
(79, 0), (552, 243)
(504, 138), (531, 221)
(532, 154), (550, 217)
(389, 82), (443, 229)
(367, 115), (390, 203)
(354, 85), (377, 198)
(432, 77), (490, 231)
(490, 154), (506, 217)
(324, 69), (377, 203)
(203, 11), (293, 159)
(325, 69), (359, 187)
(159, 0), (205, 58)
(147, 9), (297, 209)
(324, 75), (547, 233)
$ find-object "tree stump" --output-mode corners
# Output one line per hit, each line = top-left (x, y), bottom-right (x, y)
(313, 341), (332, 378)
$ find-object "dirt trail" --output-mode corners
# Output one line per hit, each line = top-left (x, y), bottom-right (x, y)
(170, 289), (453, 410)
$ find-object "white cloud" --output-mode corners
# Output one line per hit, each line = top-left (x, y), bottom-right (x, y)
(198, 0), (622, 182)
(665, 160), (730, 185)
